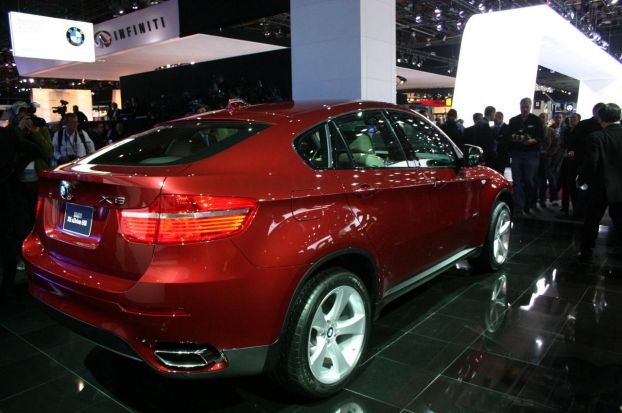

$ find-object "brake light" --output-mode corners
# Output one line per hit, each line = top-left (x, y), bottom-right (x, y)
(118, 195), (257, 244)
(35, 196), (43, 217)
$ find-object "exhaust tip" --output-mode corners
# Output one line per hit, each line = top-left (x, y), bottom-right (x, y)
(154, 343), (224, 370)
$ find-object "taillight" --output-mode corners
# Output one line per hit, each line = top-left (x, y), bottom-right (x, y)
(35, 196), (44, 217)
(118, 195), (257, 244)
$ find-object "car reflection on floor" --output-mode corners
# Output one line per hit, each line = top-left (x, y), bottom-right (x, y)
(0, 219), (621, 412)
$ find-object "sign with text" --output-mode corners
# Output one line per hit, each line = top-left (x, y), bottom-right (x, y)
(9, 12), (95, 62)
(94, 0), (179, 57)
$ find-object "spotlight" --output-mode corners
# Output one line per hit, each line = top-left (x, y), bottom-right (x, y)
(456, 21), (463, 30)
(458, 10), (465, 19)
(434, 7), (441, 14)
(436, 23), (444, 31)
(478, 3), (486, 12)
(415, 15), (423, 23)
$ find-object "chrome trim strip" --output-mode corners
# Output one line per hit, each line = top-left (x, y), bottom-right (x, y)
(384, 247), (476, 297)
(121, 208), (249, 219)
(159, 209), (249, 219)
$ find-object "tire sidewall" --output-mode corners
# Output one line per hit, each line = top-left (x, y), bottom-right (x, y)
(291, 269), (371, 397)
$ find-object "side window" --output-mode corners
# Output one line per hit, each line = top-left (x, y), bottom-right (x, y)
(388, 111), (457, 168)
(333, 110), (408, 168)
(294, 125), (330, 169)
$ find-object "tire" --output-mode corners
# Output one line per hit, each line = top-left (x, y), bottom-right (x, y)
(470, 201), (512, 272)
(273, 268), (371, 398)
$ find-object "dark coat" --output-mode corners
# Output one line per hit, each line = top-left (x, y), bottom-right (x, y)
(440, 120), (463, 150)
(573, 116), (601, 169)
(578, 123), (622, 203)
(508, 113), (544, 153)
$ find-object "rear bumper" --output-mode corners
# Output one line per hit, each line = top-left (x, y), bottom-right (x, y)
(30, 272), (271, 378)
(24, 231), (303, 377)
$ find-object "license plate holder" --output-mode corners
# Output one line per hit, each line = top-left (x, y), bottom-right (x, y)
(63, 203), (94, 237)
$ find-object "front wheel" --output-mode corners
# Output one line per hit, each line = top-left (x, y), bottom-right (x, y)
(274, 268), (371, 398)
(470, 201), (512, 272)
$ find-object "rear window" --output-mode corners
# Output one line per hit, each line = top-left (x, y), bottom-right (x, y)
(89, 121), (270, 166)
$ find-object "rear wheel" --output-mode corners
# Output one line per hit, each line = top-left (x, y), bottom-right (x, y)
(470, 201), (511, 272)
(274, 268), (371, 398)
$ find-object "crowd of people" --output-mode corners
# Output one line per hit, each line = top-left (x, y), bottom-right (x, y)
(437, 98), (621, 259)
(0, 94), (620, 296)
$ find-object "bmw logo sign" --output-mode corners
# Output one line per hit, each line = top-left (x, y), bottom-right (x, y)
(66, 27), (85, 46)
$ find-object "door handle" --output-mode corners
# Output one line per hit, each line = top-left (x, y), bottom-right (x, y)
(353, 183), (378, 198)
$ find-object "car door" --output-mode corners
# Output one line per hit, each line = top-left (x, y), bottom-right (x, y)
(387, 110), (481, 260)
(328, 110), (435, 291)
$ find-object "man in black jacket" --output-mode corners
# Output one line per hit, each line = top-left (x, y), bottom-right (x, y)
(440, 109), (464, 150)
(508, 97), (544, 215)
(577, 103), (622, 258)
(492, 111), (510, 175)
(573, 102), (605, 218)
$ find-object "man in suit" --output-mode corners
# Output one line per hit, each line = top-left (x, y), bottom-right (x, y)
(577, 103), (622, 259)
(440, 108), (464, 150)
(492, 111), (510, 175)
(573, 102), (605, 218)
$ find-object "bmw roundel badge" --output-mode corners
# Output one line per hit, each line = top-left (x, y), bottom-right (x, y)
(60, 180), (75, 201)
(66, 27), (85, 46)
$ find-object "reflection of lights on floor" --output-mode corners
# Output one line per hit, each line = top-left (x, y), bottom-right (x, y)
(520, 277), (550, 311)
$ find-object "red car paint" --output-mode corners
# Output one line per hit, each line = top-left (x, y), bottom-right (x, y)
(24, 101), (511, 376)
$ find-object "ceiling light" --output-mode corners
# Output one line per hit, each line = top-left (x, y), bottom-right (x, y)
(436, 23), (444, 32)
(478, 3), (486, 12)
(457, 21), (463, 30)
(415, 15), (423, 23)
(458, 10), (465, 19)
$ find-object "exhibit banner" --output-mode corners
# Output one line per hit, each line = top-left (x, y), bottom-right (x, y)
(9, 12), (95, 62)
(94, 0), (179, 57)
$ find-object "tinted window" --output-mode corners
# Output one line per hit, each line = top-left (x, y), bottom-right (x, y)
(294, 125), (330, 169)
(328, 122), (353, 169)
(388, 111), (457, 168)
(89, 121), (270, 166)
(333, 110), (408, 168)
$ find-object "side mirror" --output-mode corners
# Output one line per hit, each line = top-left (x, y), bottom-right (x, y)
(464, 144), (484, 167)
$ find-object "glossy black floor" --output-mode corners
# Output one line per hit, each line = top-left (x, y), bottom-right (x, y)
(1, 216), (621, 413)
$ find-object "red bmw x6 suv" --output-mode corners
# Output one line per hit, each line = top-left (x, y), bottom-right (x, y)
(24, 100), (512, 397)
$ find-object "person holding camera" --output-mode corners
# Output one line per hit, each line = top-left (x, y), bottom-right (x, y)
(52, 113), (96, 166)
(508, 97), (544, 216)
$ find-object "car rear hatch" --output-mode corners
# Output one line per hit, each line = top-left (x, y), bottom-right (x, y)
(36, 164), (185, 281)
(33, 121), (271, 282)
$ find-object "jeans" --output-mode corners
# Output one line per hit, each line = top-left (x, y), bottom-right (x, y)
(511, 151), (539, 211)
(538, 157), (558, 203)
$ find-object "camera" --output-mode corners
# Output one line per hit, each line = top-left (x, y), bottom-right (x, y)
(512, 129), (532, 143)
(52, 100), (69, 117)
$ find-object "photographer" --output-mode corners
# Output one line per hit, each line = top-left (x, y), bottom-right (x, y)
(508, 97), (544, 216)
(52, 99), (69, 122)
(51, 113), (96, 166)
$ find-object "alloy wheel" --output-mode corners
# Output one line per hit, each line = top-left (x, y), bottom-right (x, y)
(307, 285), (366, 384)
